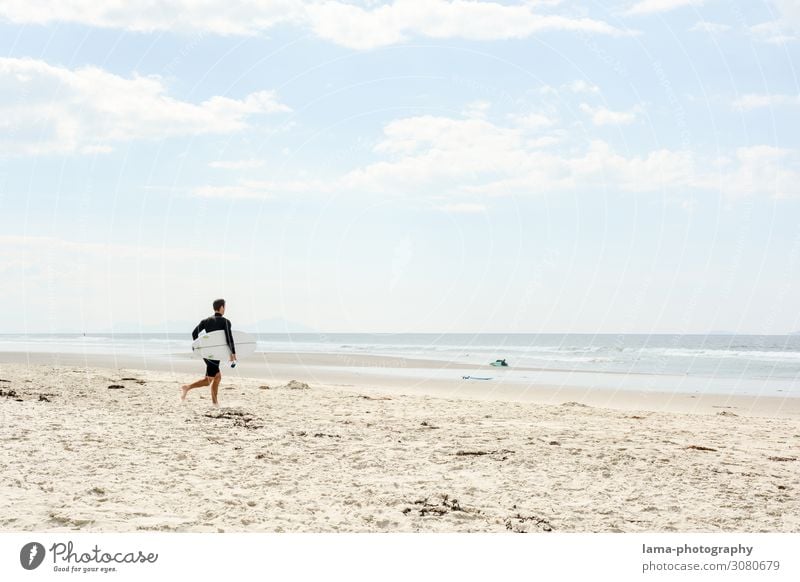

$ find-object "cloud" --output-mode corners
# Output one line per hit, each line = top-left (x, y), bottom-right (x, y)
(626, 0), (703, 15)
(750, 0), (800, 43)
(732, 93), (800, 111)
(750, 20), (798, 44)
(568, 80), (600, 94)
(462, 100), (491, 119)
(0, 0), (305, 35)
(209, 159), (266, 169)
(689, 21), (731, 34)
(0, 57), (290, 155)
(579, 103), (641, 125)
(191, 112), (800, 202)
(304, 0), (627, 49)
(348, 121), (697, 196)
(511, 112), (557, 130)
(460, 141), (696, 197)
(0, 1), (627, 49)
(694, 146), (800, 199)
(192, 114), (532, 199)
(344, 115), (528, 190)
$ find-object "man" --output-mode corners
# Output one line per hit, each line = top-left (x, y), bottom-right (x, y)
(180, 298), (237, 406)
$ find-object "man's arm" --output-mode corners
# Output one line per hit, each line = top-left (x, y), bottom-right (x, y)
(224, 318), (236, 357)
(191, 319), (205, 341)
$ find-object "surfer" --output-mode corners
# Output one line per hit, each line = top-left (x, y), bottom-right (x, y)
(180, 298), (237, 406)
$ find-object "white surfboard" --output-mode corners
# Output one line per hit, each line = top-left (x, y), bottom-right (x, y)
(191, 330), (257, 360)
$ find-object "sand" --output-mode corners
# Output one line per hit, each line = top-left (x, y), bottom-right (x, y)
(1, 357), (798, 532)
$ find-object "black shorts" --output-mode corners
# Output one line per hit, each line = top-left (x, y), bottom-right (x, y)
(204, 359), (221, 377)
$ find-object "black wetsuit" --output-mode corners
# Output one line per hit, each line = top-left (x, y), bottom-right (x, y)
(192, 312), (236, 377)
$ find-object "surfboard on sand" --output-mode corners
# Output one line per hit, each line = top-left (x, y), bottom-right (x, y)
(191, 330), (257, 360)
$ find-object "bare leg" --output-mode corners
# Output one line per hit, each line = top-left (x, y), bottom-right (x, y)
(181, 377), (211, 401)
(210, 372), (221, 406)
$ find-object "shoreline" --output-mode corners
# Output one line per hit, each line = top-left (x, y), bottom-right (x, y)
(0, 351), (798, 418)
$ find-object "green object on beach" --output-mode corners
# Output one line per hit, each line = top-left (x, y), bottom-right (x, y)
(490, 359), (508, 367)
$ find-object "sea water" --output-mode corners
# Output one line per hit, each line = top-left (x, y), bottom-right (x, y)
(1, 333), (798, 397)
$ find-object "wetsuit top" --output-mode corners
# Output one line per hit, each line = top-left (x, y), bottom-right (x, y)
(192, 312), (236, 356)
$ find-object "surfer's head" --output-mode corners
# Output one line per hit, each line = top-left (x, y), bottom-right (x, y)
(213, 298), (226, 314)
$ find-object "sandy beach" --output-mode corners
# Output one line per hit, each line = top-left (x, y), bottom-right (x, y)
(1, 354), (798, 533)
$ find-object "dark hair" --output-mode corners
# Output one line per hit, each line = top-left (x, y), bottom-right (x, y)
(213, 298), (226, 311)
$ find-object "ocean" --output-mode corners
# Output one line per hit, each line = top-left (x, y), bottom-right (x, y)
(2, 333), (798, 397)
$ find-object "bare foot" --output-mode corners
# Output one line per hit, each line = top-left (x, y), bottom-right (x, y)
(212, 402), (220, 408)
(180, 385), (190, 402)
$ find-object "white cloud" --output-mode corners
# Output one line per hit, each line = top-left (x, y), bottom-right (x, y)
(750, 20), (798, 44)
(732, 93), (800, 111)
(579, 103), (641, 126)
(361, 123), (696, 195)
(345, 115), (528, 190)
(626, 0), (703, 16)
(523, 1), (566, 6)
(524, 134), (564, 148)
(0, 0), (305, 35)
(462, 100), (491, 119)
(568, 80), (601, 94)
(694, 146), (800, 199)
(305, 0), (627, 49)
(191, 113), (800, 202)
(512, 112), (556, 130)
(209, 159), (266, 169)
(0, 57), (290, 155)
(460, 141), (696, 197)
(689, 21), (731, 34)
(0, 1), (626, 50)
(749, 0), (800, 43)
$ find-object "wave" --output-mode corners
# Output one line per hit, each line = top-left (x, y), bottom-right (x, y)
(631, 347), (800, 361)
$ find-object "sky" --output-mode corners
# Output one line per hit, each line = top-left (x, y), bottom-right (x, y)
(0, 0), (799, 334)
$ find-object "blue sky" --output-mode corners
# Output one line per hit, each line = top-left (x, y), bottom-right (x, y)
(1, 0), (799, 334)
